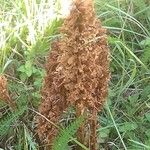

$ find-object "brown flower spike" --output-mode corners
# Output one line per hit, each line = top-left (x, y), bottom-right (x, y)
(0, 75), (14, 108)
(0, 75), (9, 100)
(37, 0), (110, 149)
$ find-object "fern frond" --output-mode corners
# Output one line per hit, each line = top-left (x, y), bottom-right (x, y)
(141, 47), (150, 65)
(52, 116), (84, 150)
(0, 107), (26, 137)
(24, 125), (38, 150)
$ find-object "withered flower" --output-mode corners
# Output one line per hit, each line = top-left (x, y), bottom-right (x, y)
(0, 75), (9, 100)
(37, 0), (110, 149)
(0, 75), (14, 108)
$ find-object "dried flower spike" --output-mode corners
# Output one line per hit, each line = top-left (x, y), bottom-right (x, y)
(37, 0), (110, 149)
(0, 75), (15, 108)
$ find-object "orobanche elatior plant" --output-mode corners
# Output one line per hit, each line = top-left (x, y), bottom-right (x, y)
(37, 0), (110, 149)
(0, 75), (15, 108)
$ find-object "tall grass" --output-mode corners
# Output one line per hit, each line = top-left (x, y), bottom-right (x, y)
(0, 0), (67, 73)
(95, 0), (150, 149)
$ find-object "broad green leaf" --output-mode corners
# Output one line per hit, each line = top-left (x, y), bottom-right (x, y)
(25, 61), (32, 77)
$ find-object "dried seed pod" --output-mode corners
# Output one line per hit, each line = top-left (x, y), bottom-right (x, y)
(37, 0), (110, 149)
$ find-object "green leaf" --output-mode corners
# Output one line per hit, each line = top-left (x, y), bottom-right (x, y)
(99, 128), (110, 138)
(141, 85), (150, 100)
(18, 65), (25, 73)
(25, 61), (32, 77)
(145, 113), (150, 122)
(128, 94), (139, 104)
(118, 122), (138, 132)
(141, 47), (150, 65)
(34, 78), (42, 87)
(145, 129), (150, 137)
(140, 37), (150, 47)
(19, 73), (27, 82)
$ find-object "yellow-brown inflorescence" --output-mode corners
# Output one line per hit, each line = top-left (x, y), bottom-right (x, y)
(37, 0), (110, 149)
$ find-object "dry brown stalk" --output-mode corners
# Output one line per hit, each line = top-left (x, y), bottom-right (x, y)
(37, 0), (110, 149)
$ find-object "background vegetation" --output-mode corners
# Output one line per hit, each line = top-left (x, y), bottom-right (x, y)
(0, 0), (150, 149)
